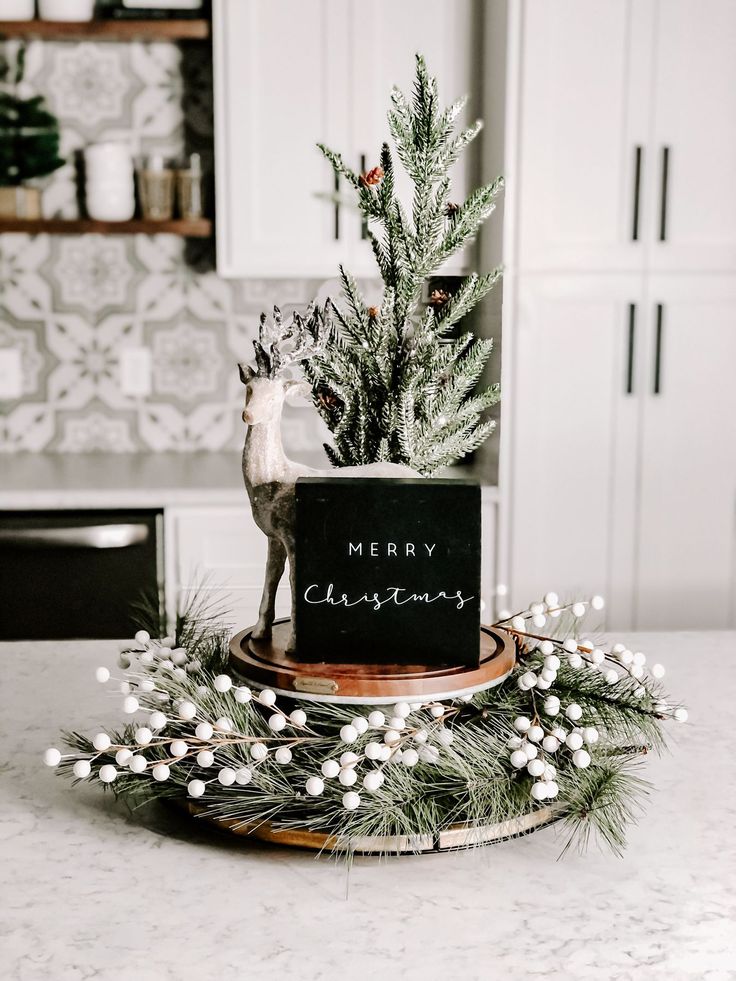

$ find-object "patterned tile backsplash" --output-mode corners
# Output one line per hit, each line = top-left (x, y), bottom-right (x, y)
(0, 39), (332, 454)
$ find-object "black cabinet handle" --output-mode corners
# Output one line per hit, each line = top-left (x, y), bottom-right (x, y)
(654, 304), (664, 394)
(632, 146), (643, 241)
(626, 303), (636, 394)
(333, 170), (340, 240)
(0, 524), (150, 549)
(658, 147), (670, 241)
(359, 153), (368, 240)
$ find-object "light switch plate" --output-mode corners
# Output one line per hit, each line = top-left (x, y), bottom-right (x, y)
(120, 346), (152, 397)
(0, 348), (23, 400)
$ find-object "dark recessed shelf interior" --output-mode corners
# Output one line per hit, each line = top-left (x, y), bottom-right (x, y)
(0, 18), (210, 42)
(0, 217), (213, 237)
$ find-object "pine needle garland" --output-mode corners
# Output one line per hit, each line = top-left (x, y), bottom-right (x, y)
(305, 55), (502, 474)
(47, 593), (688, 858)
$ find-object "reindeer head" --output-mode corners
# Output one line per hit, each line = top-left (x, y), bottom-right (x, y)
(238, 301), (331, 426)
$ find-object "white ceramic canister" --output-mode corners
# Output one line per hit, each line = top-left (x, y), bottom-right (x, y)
(38, 0), (96, 21)
(0, 0), (36, 19)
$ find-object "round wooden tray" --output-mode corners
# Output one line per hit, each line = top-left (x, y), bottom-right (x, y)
(229, 619), (517, 703)
(182, 802), (559, 853)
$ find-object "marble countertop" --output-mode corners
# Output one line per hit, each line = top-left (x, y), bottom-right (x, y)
(2, 632), (732, 981)
(0, 452), (498, 511)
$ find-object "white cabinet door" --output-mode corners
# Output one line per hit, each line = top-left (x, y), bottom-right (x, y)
(505, 274), (644, 621)
(345, 0), (477, 276)
(634, 276), (736, 628)
(512, 0), (655, 273)
(646, 0), (736, 273)
(213, 0), (350, 278)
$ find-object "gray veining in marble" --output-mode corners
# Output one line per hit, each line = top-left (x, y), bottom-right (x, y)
(1, 632), (733, 981)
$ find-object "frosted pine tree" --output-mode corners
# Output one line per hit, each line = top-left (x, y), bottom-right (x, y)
(305, 54), (503, 475)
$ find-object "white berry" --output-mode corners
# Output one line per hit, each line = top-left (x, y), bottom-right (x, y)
(236, 767), (253, 784)
(306, 776), (324, 796)
(413, 729), (428, 744)
(134, 630), (150, 646)
(93, 733), (111, 751)
(544, 592), (559, 608)
(547, 781), (560, 798)
(250, 743), (268, 761)
(218, 767), (236, 786)
(170, 740), (188, 758)
(188, 779), (206, 798)
(388, 716), (406, 732)
(362, 770), (384, 792)
(531, 782), (548, 801)
(129, 755), (147, 773)
(582, 727), (599, 745)
(268, 713), (286, 732)
(651, 663), (665, 679)
(591, 595), (605, 610)
(364, 742), (382, 761)
(572, 602), (586, 617)
(342, 791), (361, 811)
(384, 729), (401, 746)
(99, 764), (117, 783)
(368, 710), (385, 727)
(338, 768), (357, 787)
(152, 763), (170, 781)
(524, 743), (538, 760)
(527, 725), (544, 743)
(565, 704), (583, 722)
(544, 696), (560, 716)
(234, 686), (252, 704)
(572, 749), (591, 768)
(542, 735), (560, 753)
(514, 716), (531, 733)
(115, 748), (132, 766)
(674, 708), (688, 723)
(539, 640), (555, 657)
(290, 708), (307, 727)
(122, 695), (139, 715)
(95, 667), (110, 684)
(565, 732), (583, 751)
(340, 724), (358, 744)
(43, 747), (62, 767)
(195, 722), (214, 741)
(507, 736), (523, 750)
(197, 750), (214, 767)
(178, 701), (196, 721)
(510, 750), (527, 769)
(321, 759), (340, 778)
(527, 758), (545, 777)
(73, 759), (91, 778)
(430, 705), (445, 719)
(258, 689), (277, 707)
(402, 748), (419, 767)
(394, 702), (411, 719)
(215, 718), (233, 732)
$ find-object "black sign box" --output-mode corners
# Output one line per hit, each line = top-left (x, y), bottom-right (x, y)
(294, 477), (481, 666)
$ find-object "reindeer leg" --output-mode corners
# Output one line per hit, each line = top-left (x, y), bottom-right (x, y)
(286, 542), (298, 653)
(253, 536), (286, 639)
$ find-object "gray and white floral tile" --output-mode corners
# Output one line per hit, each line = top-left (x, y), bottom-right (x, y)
(0, 38), (327, 454)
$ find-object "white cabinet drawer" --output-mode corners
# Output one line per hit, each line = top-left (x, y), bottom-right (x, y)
(172, 507), (266, 589)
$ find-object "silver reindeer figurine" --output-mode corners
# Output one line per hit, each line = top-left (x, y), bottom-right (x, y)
(240, 302), (419, 652)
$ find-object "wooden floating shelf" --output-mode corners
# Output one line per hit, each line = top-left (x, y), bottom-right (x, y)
(0, 18), (210, 42)
(0, 217), (213, 238)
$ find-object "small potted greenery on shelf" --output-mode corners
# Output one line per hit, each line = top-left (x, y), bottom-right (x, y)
(0, 46), (65, 220)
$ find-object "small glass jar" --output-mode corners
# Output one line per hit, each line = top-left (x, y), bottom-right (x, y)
(176, 153), (204, 220)
(137, 155), (175, 221)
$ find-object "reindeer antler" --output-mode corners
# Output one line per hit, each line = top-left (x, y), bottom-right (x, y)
(252, 300), (333, 378)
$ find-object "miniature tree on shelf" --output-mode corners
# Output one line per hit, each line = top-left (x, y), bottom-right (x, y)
(305, 54), (503, 476)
